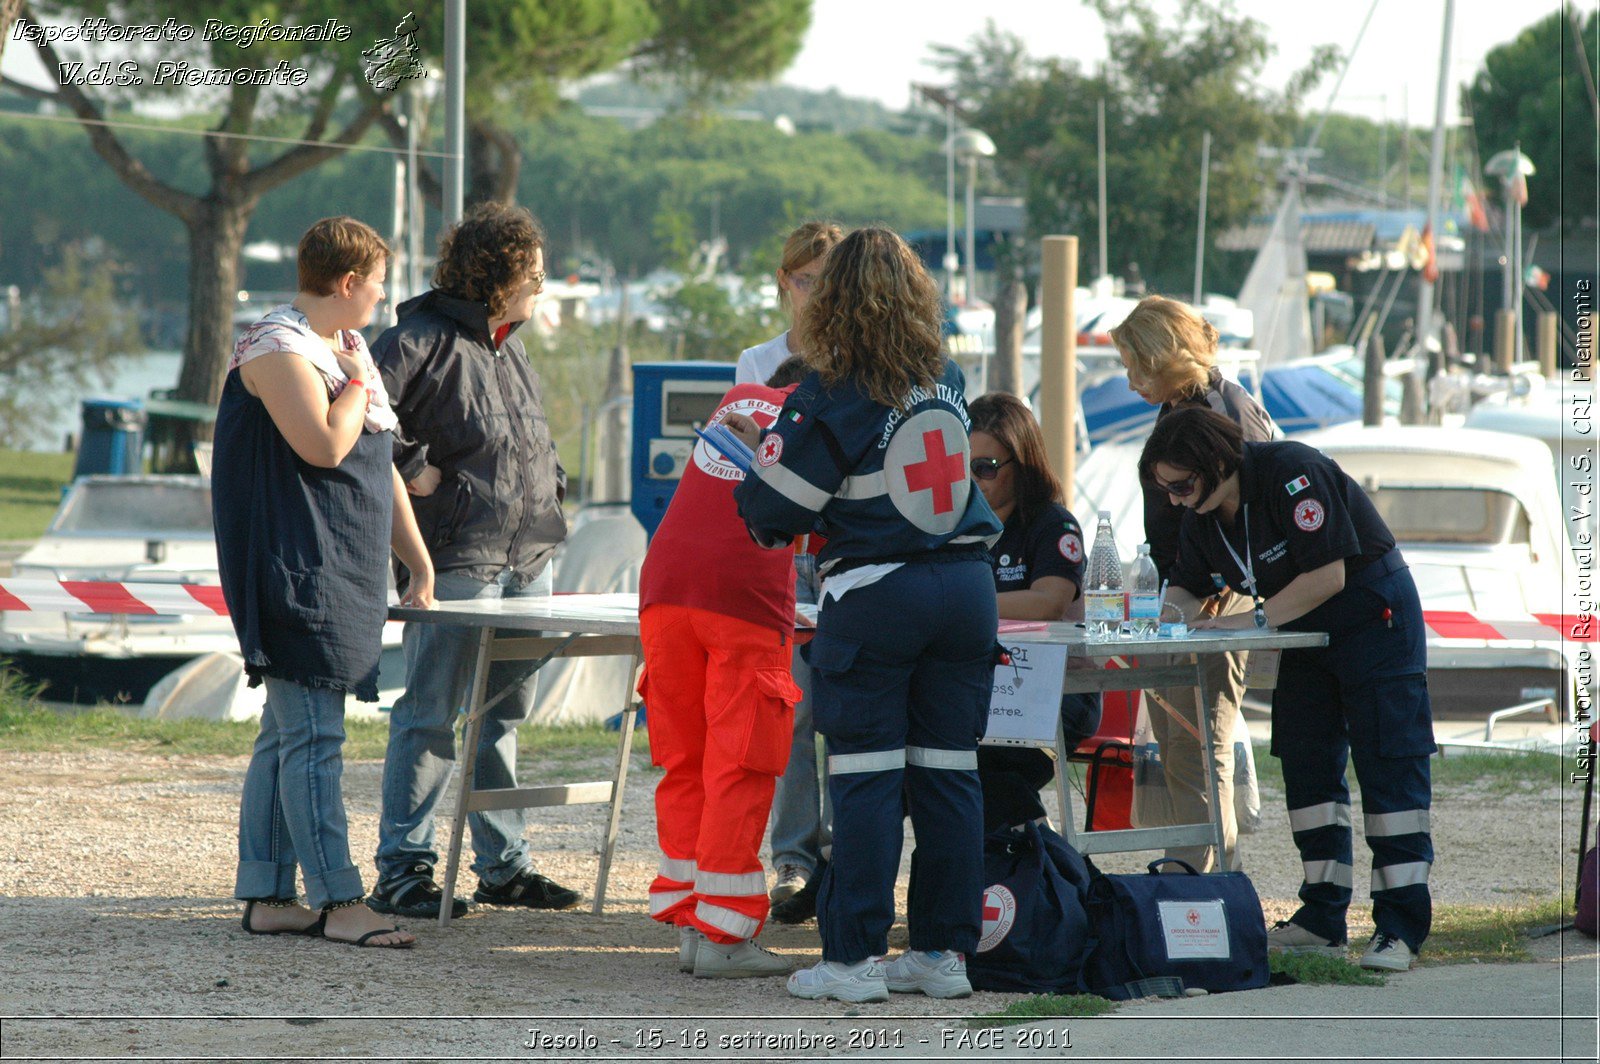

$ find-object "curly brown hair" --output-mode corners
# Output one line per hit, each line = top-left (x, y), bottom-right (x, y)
(792, 226), (944, 408)
(432, 201), (545, 320)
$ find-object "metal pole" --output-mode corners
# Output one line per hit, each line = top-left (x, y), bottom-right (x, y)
(407, 90), (424, 299)
(442, 0), (466, 225)
(1097, 98), (1108, 282)
(965, 154), (979, 306)
(1412, 0), (1453, 405)
(390, 117), (407, 312)
(1193, 130), (1211, 305)
(945, 101), (957, 301)
(1513, 142), (1524, 361)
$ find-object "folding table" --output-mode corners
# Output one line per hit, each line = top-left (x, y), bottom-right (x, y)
(983, 624), (1327, 857)
(388, 593), (644, 927)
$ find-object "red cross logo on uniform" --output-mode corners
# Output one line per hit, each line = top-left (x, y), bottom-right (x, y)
(901, 429), (965, 515)
(757, 435), (784, 468)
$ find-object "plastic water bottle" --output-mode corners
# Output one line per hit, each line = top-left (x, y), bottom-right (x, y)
(1127, 543), (1161, 638)
(1083, 510), (1126, 641)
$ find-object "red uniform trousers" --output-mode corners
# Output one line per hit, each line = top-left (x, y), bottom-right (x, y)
(640, 604), (801, 944)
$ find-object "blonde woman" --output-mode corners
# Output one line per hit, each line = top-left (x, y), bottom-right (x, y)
(735, 221), (845, 916)
(729, 227), (1002, 1003)
(1109, 294), (1277, 873)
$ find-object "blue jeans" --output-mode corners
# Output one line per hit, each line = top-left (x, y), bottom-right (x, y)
(376, 564), (553, 887)
(768, 552), (832, 874)
(236, 677), (365, 911)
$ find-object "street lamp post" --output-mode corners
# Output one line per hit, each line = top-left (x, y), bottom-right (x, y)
(948, 128), (996, 306)
(1484, 147), (1535, 362)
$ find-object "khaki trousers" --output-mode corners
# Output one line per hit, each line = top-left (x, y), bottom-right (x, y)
(1147, 593), (1253, 872)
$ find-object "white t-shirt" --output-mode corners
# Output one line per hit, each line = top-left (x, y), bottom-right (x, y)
(734, 331), (795, 386)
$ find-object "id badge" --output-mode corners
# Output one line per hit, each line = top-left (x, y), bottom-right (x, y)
(1242, 649), (1280, 689)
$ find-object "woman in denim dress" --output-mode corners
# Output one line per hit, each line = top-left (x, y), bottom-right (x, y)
(213, 217), (435, 948)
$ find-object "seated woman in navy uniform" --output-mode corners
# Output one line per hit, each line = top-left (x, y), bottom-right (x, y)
(727, 226), (1003, 1004)
(967, 392), (1101, 831)
(1137, 407), (1433, 973)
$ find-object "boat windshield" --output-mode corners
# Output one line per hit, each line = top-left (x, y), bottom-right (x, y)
(51, 481), (212, 535)
(1364, 486), (1530, 546)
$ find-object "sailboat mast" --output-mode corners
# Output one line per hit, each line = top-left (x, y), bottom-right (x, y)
(1414, 0), (1456, 390)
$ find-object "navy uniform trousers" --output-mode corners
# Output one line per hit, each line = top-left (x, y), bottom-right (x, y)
(1272, 553), (1435, 951)
(804, 558), (997, 964)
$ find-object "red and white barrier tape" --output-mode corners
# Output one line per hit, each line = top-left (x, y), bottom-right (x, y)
(0, 579), (229, 617)
(0, 580), (1592, 645)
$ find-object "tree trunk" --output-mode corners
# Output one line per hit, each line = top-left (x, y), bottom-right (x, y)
(165, 194), (254, 469)
(468, 120), (522, 205)
(0, 0), (22, 67)
(992, 268), (1028, 396)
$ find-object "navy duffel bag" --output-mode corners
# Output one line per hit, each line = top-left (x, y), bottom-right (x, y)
(1083, 858), (1270, 998)
(968, 821), (1098, 993)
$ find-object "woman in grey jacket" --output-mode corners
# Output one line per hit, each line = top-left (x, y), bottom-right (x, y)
(1110, 294), (1278, 874)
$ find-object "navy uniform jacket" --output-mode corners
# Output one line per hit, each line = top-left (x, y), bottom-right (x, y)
(991, 501), (1085, 600)
(734, 361), (1002, 569)
(1170, 440), (1394, 627)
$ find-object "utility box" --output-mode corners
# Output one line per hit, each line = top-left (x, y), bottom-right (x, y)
(630, 361), (735, 538)
(72, 398), (145, 479)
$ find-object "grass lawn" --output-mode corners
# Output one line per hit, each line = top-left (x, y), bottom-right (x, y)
(0, 673), (650, 763)
(0, 449), (74, 541)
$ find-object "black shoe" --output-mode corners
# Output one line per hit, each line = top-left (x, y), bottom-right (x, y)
(473, 869), (582, 910)
(770, 860), (823, 924)
(368, 862), (469, 919)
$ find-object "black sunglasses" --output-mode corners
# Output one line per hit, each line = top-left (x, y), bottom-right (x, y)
(971, 457), (1014, 481)
(1154, 471), (1201, 498)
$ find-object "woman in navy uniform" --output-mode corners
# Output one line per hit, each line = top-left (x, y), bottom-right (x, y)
(728, 227), (1003, 1003)
(967, 392), (1100, 830)
(1138, 407), (1433, 973)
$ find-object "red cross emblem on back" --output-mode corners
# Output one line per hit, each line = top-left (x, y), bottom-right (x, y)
(901, 429), (965, 515)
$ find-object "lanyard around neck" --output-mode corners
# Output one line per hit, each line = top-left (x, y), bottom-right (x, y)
(1215, 503), (1268, 628)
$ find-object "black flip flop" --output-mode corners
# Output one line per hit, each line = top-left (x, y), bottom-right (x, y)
(322, 921), (416, 949)
(240, 899), (322, 937)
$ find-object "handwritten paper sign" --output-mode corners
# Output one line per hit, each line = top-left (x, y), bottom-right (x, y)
(985, 638), (1071, 745)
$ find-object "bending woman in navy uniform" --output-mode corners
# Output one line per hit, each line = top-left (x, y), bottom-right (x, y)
(1138, 407), (1433, 972)
(727, 226), (1003, 1003)
(967, 392), (1101, 831)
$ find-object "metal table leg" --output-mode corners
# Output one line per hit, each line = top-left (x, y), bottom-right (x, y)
(439, 626), (495, 928)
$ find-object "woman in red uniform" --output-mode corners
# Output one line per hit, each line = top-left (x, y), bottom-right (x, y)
(639, 360), (809, 979)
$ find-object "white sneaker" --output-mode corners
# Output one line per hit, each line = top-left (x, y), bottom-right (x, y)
(770, 863), (810, 904)
(883, 950), (972, 999)
(677, 926), (703, 973)
(786, 958), (890, 1003)
(1359, 932), (1416, 972)
(692, 937), (792, 979)
(1265, 920), (1345, 957)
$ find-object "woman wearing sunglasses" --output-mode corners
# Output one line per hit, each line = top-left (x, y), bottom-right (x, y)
(1109, 295), (1277, 876)
(1138, 407), (1433, 973)
(966, 393), (1101, 831)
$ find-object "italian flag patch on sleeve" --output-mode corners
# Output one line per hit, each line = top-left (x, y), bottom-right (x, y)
(1285, 475), (1310, 495)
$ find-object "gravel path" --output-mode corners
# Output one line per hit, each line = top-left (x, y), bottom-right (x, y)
(0, 744), (1585, 1060)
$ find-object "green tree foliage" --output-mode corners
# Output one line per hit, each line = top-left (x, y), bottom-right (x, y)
(7, 0), (396, 427)
(1466, 7), (1598, 230)
(518, 109), (947, 275)
(0, 241), (142, 448)
(931, 2), (1337, 293)
(389, 0), (811, 204)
